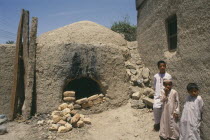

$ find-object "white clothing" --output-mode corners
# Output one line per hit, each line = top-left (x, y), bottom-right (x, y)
(179, 95), (204, 140)
(153, 108), (162, 124)
(153, 72), (172, 108)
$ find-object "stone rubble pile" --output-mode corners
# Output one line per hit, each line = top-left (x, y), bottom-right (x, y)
(125, 42), (154, 108)
(62, 91), (106, 109)
(47, 102), (91, 133)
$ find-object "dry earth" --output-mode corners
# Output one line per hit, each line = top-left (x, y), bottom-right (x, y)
(0, 101), (159, 140)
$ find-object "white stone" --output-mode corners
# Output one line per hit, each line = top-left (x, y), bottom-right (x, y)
(49, 124), (60, 131)
(57, 120), (67, 125)
(51, 111), (61, 116)
(65, 123), (73, 131)
(58, 126), (69, 133)
(142, 67), (150, 79)
(132, 92), (141, 100)
(76, 120), (84, 128)
(37, 120), (44, 125)
(63, 97), (75, 102)
(62, 108), (71, 115)
(88, 94), (99, 101)
(52, 115), (61, 123)
(67, 104), (74, 110)
(58, 103), (68, 110)
(83, 118), (91, 124)
(70, 114), (80, 125)
(63, 91), (75, 97)
(75, 98), (88, 104)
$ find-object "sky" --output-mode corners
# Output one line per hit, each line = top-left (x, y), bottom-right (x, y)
(0, 0), (137, 44)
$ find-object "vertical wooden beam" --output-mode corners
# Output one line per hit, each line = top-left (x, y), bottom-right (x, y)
(10, 9), (25, 120)
(23, 17), (38, 119)
(21, 10), (30, 119)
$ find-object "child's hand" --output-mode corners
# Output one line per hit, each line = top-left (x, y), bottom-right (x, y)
(164, 87), (170, 96)
(173, 113), (179, 121)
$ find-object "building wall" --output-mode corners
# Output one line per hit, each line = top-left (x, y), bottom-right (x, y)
(0, 44), (16, 116)
(136, 0), (210, 139)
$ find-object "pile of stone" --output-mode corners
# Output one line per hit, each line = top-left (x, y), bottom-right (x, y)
(48, 103), (91, 133)
(124, 42), (155, 109)
(62, 91), (106, 109)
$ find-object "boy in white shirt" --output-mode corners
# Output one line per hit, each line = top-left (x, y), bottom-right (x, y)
(153, 60), (172, 131)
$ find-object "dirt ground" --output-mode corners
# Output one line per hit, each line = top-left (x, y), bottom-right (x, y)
(0, 101), (159, 140)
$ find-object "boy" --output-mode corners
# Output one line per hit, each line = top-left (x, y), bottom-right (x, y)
(179, 83), (204, 140)
(153, 60), (172, 131)
(160, 78), (179, 140)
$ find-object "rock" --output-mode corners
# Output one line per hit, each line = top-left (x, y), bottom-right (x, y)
(62, 108), (71, 115)
(73, 104), (82, 109)
(65, 123), (73, 131)
(70, 114), (80, 126)
(142, 67), (150, 79)
(126, 69), (132, 76)
(143, 78), (149, 83)
(37, 120), (44, 125)
(130, 100), (145, 109)
(75, 98), (88, 104)
(0, 125), (7, 135)
(67, 104), (74, 110)
(142, 97), (154, 108)
(62, 113), (70, 121)
(63, 97), (75, 102)
(49, 124), (60, 131)
(130, 69), (137, 75)
(63, 91), (75, 97)
(143, 88), (154, 98)
(58, 103), (68, 110)
(52, 115), (61, 123)
(51, 111), (61, 116)
(47, 120), (53, 124)
(76, 120), (84, 128)
(57, 120), (67, 125)
(83, 118), (91, 124)
(93, 98), (103, 105)
(88, 94), (99, 101)
(132, 92), (141, 100)
(70, 110), (78, 115)
(0, 115), (7, 124)
(66, 116), (72, 122)
(58, 126), (69, 133)
(99, 94), (104, 97)
(125, 61), (136, 69)
(81, 101), (94, 108)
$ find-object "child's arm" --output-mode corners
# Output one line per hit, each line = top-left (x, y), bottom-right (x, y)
(160, 90), (167, 102)
(173, 91), (180, 119)
(198, 96), (204, 120)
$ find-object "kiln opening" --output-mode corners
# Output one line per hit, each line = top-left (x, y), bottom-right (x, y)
(64, 77), (102, 100)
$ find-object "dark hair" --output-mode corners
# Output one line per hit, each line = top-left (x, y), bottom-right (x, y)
(157, 60), (166, 67)
(187, 83), (199, 91)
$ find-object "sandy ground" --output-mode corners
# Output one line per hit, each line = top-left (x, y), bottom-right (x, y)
(0, 101), (159, 140)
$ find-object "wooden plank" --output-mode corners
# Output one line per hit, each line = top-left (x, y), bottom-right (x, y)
(22, 10), (30, 119)
(10, 9), (25, 120)
(22, 16), (38, 119)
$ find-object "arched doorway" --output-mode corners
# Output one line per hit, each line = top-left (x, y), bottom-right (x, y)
(63, 77), (102, 100)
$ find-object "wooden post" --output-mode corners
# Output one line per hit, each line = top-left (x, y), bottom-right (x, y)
(23, 17), (38, 119)
(10, 9), (25, 120)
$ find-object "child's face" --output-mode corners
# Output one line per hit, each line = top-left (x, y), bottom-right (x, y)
(163, 81), (172, 91)
(188, 88), (199, 97)
(158, 63), (166, 73)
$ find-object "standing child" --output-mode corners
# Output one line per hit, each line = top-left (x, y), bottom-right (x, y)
(160, 78), (179, 140)
(179, 83), (204, 140)
(153, 60), (172, 131)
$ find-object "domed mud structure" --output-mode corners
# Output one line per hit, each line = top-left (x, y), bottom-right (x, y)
(36, 21), (130, 113)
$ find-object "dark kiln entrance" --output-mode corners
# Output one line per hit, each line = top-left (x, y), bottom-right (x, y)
(64, 77), (102, 100)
